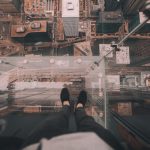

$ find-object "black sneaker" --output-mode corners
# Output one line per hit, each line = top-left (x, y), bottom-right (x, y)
(60, 88), (70, 104)
(77, 90), (87, 107)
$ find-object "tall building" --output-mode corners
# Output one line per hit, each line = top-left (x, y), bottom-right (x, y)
(62, 0), (79, 37)
(0, 0), (21, 13)
(97, 11), (124, 33)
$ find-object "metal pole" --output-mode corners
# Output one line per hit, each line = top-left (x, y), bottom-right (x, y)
(118, 17), (149, 46)
(97, 17), (149, 64)
(102, 58), (108, 129)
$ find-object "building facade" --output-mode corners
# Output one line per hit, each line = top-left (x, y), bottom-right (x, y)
(0, 0), (21, 13)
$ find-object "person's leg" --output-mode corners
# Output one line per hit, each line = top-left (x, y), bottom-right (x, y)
(23, 88), (71, 147)
(75, 91), (124, 150)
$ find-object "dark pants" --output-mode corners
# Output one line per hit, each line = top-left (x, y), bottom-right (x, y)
(23, 106), (123, 150)
(75, 108), (123, 150)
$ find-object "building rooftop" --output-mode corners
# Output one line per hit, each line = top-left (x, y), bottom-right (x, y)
(62, 0), (79, 17)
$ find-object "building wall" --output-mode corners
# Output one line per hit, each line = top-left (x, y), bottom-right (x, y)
(126, 39), (150, 65)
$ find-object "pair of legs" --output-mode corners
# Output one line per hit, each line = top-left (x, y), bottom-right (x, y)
(23, 88), (123, 150)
